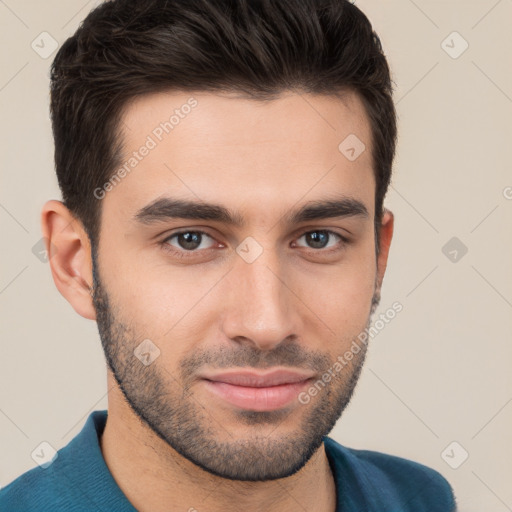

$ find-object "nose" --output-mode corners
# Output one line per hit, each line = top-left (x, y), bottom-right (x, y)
(219, 251), (303, 352)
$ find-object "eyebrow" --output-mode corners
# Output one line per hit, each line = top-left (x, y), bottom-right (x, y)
(133, 195), (369, 227)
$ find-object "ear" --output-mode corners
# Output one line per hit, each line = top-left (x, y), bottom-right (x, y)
(41, 200), (97, 320)
(375, 208), (394, 297)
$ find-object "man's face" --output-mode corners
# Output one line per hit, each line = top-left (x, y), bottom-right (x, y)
(92, 90), (383, 481)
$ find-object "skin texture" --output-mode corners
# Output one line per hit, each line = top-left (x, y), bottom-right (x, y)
(42, 90), (394, 512)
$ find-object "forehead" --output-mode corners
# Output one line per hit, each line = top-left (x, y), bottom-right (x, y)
(104, 89), (375, 225)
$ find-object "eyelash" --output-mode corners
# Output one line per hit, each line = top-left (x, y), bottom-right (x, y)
(159, 229), (350, 259)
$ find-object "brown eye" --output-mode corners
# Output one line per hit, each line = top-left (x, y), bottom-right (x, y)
(295, 230), (343, 250)
(162, 230), (217, 254)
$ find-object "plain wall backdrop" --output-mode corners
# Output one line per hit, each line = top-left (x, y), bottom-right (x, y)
(1, 1), (511, 511)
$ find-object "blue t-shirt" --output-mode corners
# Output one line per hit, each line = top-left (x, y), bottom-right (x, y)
(0, 410), (456, 511)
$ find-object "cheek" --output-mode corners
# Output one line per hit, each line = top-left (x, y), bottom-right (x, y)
(103, 255), (227, 357)
(299, 251), (377, 337)
(98, 248), (187, 339)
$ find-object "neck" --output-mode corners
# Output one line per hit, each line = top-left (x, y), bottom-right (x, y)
(100, 374), (337, 512)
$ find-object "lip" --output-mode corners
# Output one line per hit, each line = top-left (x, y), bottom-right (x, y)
(200, 368), (315, 411)
(201, 368), (315, 387)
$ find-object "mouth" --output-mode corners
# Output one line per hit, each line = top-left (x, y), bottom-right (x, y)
(200, 368), (315, 411)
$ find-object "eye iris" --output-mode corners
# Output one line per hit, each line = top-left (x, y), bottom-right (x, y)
(306, 231), (329, 249)
(178, 232), (202, 250)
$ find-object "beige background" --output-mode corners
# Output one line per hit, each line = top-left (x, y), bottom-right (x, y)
(1, 1), (511, 510)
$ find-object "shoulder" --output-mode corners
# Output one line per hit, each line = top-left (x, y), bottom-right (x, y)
(0, 461), (74, 512)
(0, 410), (110, 512)
(323, 436), (456, 512)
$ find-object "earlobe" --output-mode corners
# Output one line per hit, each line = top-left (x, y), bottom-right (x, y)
(41, 200), (97, 320)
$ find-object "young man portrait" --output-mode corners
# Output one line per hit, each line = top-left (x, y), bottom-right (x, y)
(0, 0), (457, 510)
